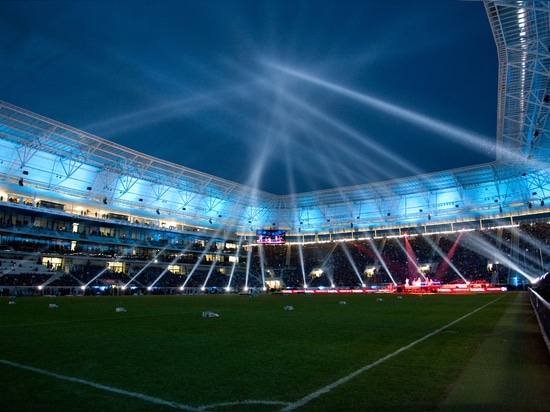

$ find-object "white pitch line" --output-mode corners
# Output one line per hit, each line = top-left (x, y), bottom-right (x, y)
(281, 295), (507, 411)
(0, 310), (213, 329)
(0, 359), (200, 411)
(198, 400), (291, 410)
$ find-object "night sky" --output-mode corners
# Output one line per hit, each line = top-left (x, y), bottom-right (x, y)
(0, 1), (497, 195)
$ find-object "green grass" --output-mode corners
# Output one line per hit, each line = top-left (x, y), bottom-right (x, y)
(0, 293), (517, 411)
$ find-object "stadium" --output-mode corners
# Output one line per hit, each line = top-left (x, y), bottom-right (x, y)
(0, 1), (549, 296)
(1, 1), (550, 411)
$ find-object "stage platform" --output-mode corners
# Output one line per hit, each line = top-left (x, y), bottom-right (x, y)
(279, 283), (508, 295)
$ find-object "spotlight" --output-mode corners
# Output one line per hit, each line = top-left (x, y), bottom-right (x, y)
(87, 186), (92, 191)
(139, 198), (143, 202)
(428, 214), (431, 220)
(182, 207), (186, 210)
(103, 197), (107, 204)
(499, 206), (503, 213)
(156, 209), (160, 215)
(544, 95), (550, 103)
(534, 130), (539, 137)
(529, 202), (533, 208)
(542, 200), (545, 206)
(209, 219), (212, 224)
(18, 178), (24, 186)
(22, 170), (28, 175)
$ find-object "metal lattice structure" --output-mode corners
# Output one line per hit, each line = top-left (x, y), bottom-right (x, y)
(1, 1), (550, 240)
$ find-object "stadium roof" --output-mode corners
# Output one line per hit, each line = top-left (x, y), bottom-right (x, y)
(1, 1), (550, 237)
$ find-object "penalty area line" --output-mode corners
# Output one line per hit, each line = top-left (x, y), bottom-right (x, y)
(281, 295), (507, 411)
(0, 359), (200, 411)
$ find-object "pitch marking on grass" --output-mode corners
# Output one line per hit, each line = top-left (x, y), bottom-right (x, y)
(0, 310), (220, 329)
(0, 357), (292, 411)
(0, 359), (201, 411)
(281, 295), (507, 411)
(198, 400), (291, 410)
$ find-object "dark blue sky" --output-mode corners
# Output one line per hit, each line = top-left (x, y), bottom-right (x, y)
(0, 0), (497, 195)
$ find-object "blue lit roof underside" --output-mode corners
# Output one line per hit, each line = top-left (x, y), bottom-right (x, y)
(1, 1), (550, 236)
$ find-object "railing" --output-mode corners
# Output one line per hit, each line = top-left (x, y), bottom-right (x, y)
(528, 288), (550, 357)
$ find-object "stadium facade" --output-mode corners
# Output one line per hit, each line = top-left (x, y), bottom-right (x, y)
(1, 1), (550, 293)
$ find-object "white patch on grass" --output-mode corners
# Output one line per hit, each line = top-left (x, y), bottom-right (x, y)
(201, 311), (219, 317)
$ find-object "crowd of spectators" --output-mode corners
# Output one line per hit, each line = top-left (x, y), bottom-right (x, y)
(249, 223), (544, 290)
(1, 222), (550, 295)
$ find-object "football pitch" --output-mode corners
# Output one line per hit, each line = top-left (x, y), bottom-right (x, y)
(0, 292), (522, 411)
